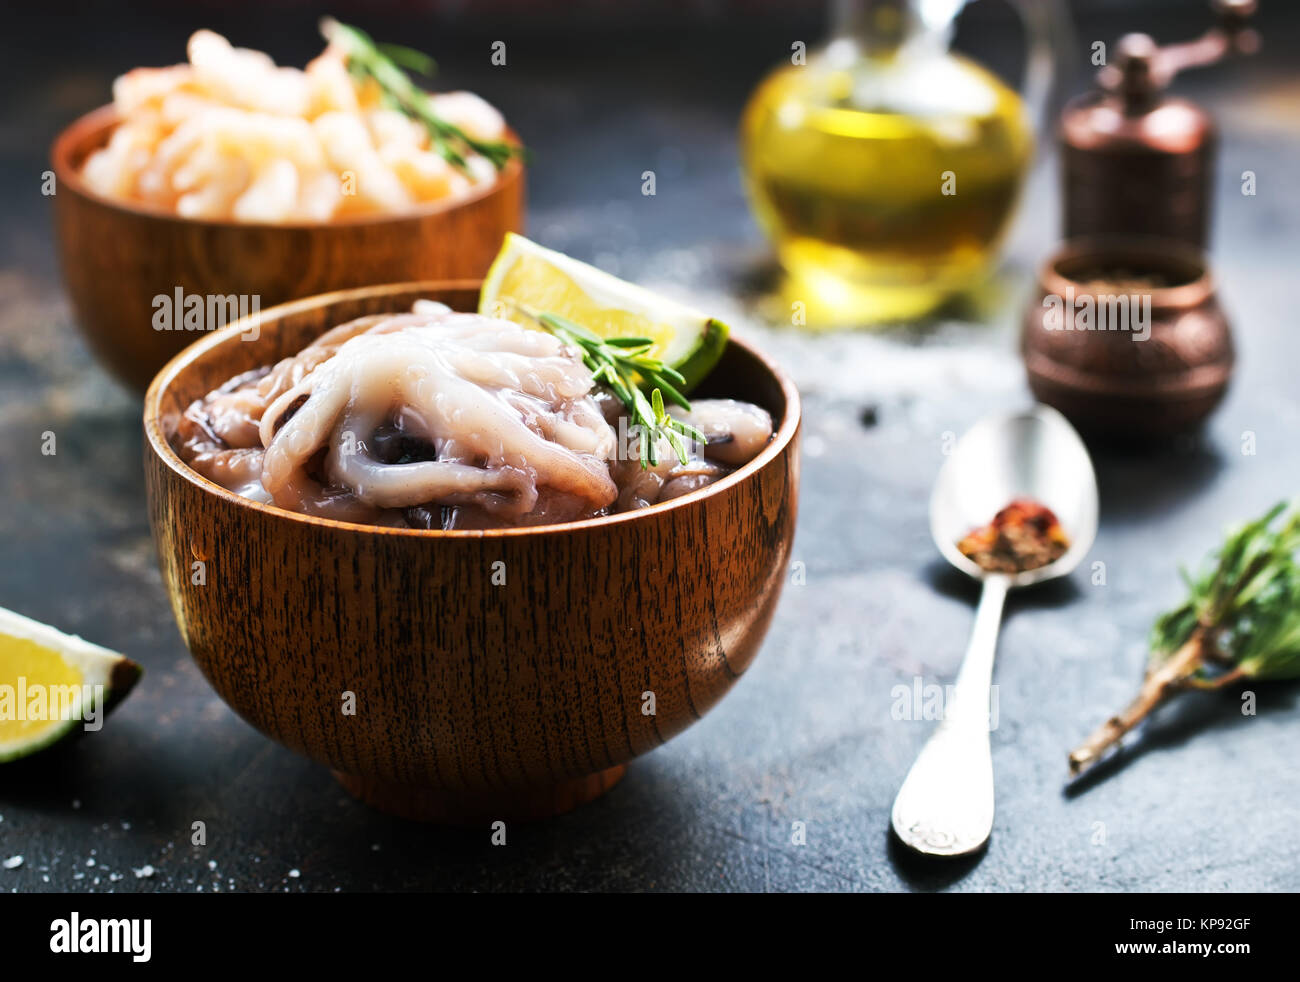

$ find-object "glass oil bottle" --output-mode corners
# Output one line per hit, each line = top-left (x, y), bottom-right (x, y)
(741, 0), (1047, 325)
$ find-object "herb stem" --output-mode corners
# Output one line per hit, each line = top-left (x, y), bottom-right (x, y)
(507, 301), (705, 468)
(321, 18), (523, 172)
(1068, 633), (1209, 777)
(1069, 500), (1300, 782)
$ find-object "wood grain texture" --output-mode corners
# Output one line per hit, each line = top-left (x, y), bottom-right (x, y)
(143, 282), (801, 822)
(51, 106), (525, 393)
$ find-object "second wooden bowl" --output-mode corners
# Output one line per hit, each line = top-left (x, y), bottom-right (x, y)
(52, 106), (525, 393)
(143, 281), (801, 822)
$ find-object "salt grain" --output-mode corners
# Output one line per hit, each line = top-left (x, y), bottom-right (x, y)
(2, 856), (22, 870)
(132, 865), (156, 879)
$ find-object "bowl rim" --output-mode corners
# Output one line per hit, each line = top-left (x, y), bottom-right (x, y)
(51, 104), (525, 230)
(1038, 236), (1215, 312)
(143, 280), (802, 539)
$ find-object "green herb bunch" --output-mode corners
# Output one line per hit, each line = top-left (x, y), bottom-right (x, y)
(320, 18), (524, 172)
(521, 308), (705, 468)
(1070, 501), (1300, 776)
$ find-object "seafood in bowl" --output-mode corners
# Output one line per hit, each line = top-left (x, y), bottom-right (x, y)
(144, 280), (800, 821)
(81, 22), (518, 222)
(172, 235), (773, 530)
(50, 20), (524, 391)
(173, 304), (774, 529)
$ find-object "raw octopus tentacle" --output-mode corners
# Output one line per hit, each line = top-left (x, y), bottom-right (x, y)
(670, 399), (773, 466)
(258, 313), (617, 518)
(255, 314), (392, 404)
(171, 304), (775, 529)
(325, 408), (538, 513)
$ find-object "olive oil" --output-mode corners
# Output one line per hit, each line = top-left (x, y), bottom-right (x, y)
(741, 26), (1034, 324)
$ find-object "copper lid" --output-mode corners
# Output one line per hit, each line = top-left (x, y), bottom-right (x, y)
(1060, 0), (1259, 249)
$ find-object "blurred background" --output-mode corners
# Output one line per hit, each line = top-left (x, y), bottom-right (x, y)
(6, 1), (1298, 392)
(3, 0), (1300, 892)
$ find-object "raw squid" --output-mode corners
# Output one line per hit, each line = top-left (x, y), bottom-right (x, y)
(173, 306), (775, 529)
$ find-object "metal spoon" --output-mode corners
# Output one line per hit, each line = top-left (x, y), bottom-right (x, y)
(891, 405), (1098, 857)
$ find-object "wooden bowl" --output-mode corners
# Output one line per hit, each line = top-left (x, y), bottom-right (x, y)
(143, 281), (801, 822)
(52, 106), (525, 394)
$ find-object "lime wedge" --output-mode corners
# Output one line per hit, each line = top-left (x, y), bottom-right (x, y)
(480, 233), (729, 393)
(0, 606), (141, 763)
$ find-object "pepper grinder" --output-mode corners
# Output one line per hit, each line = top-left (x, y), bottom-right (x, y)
(1060, 0), (1259, 248)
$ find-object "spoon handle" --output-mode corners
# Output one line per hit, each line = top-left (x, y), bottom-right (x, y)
(891, 576), (1008, 857)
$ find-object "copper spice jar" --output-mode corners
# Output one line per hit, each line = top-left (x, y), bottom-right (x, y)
(1021, 239), (1233, 439)
(1059, 0), (1258, 250)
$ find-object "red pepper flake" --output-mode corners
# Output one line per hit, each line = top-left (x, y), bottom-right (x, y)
(957, 498), (1070, 573)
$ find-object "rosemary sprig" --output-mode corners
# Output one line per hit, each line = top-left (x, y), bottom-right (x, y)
(375, 42), (436, 77)
(1069, 501), (1300, 777)
(513, 304), (705, 468)
(320, 18), (524, 172)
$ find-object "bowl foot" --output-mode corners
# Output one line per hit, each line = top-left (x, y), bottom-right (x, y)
(333, 765), (628, 823)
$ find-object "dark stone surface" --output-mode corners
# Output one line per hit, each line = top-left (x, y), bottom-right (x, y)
(2, 2), (1299, 892)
